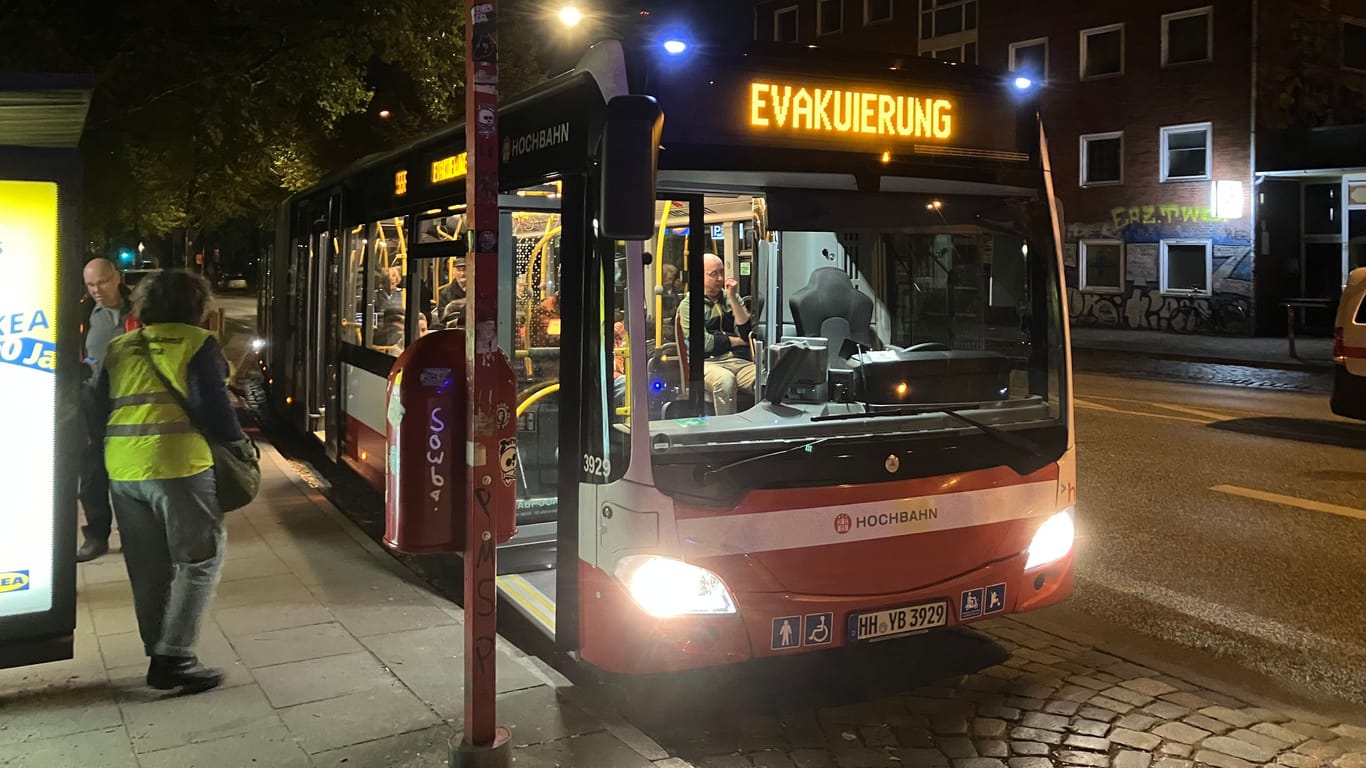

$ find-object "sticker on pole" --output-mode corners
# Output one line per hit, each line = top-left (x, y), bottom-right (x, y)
(498, 438), (517, 486)
(420, 368), (451, 387)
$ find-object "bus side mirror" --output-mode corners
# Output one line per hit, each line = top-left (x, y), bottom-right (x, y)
(599, 95), (663, 241)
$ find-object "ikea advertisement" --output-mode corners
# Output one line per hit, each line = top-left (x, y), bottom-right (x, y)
(0, 180), (58, 620)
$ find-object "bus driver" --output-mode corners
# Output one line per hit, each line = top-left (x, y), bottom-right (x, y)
(676, 253), (754, 415)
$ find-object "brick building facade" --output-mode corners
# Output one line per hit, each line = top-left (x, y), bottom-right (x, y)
(750, 0), (1366, 335)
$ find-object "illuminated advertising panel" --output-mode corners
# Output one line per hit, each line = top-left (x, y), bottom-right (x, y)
(0, 180), (57, 619)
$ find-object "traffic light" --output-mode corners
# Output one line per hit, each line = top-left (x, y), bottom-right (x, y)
(118, 248), (133, 264)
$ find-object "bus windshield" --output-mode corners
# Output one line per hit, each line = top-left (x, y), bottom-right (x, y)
(639, 182), (1068, 501)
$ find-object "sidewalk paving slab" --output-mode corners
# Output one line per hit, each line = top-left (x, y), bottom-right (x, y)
(0, 435), (683, 768)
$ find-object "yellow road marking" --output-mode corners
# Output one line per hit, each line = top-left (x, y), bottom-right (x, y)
(497, 574), (556, 632)
(1085, 394), (1264, 419)
(1211, 485), (1366, 522)
(1147, 403), (1234, 421)
(1074, 400), (1210, 424)
(1073, 398), (1119, 411)
(507, 573), (557, 617)
(497, 577), (554, 633)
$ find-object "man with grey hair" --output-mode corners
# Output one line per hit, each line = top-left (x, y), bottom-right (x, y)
(78, 258), (135, 562)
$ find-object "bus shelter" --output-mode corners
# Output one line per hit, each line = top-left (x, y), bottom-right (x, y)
(0, 73), (92, 669)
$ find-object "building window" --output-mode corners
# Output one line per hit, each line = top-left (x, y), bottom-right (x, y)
(865, 0), (893, 25)
(1345, 20), (1366, 71)
(929, 43), (977, 63)
(1160, 122), (1212, 181)
(1080, 241), (1125, 292)
(1009, 38), (1049, 82)
(921, 0), (976, 39)
(818, 0), (844, 35)
(1081, 23), (1124, 79)
(774, 5), (799, 42)
(1163, 7), (1213, 66)
(1304, 183), (1340, 235)
(1080, 132), (1123, 186)
(1160, 240), (1212, 296)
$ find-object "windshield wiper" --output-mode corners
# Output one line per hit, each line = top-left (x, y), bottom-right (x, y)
(936, 408), (1045, 459)
(814, 406), (1045, 458)
(701, 437), (832, 482)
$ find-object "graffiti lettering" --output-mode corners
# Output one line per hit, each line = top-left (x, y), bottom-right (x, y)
(472, 485), (496, 618)
(474, 635), (495, 676)
(1111, 204), (1225, 228)
(1069, 287), (1252, 334)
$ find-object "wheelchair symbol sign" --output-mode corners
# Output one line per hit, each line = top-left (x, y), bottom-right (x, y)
(803, 612), (833, 646)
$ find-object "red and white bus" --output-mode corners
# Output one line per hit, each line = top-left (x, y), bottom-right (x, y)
(261, 36), (1077, 673)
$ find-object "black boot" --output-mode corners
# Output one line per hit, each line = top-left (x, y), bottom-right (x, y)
(76, 538), (109, 563)
(147, 655), (224, 694)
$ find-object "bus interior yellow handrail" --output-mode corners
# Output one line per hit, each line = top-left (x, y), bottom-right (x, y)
(517, 382), (560, 418)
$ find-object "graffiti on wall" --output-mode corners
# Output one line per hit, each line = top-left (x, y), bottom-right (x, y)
(1065, 211), (1254, 334)
(1068, 286), (1252, 334)
(1109, 204), (1227, 228)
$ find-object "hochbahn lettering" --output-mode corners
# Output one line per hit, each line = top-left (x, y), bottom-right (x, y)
(502, 122), (570, 161)
(855, 507), (938, 529)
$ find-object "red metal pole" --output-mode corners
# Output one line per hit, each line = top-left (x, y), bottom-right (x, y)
(458, 0), (510, 764)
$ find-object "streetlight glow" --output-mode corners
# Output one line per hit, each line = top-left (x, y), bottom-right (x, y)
(559, 6), (582, 26)
(662, 39), (687, 54)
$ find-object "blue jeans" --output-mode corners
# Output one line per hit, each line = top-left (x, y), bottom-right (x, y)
(111, 469), (226, 658)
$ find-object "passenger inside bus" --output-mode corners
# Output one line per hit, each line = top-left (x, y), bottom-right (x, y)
(375, 266), (403, 314)
(438, 256), (466, 306)
(530, 288), (561, 348)
(373, 306), (405, 348)
(676, 253), (755, 415)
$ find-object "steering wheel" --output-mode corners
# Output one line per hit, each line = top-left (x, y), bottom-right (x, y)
(905, 342), (951, 352)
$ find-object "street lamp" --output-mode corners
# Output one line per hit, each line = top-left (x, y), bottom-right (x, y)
(558, 6), (582, 26)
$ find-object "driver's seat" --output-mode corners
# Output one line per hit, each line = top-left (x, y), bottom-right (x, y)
(788, 267), (875, 368)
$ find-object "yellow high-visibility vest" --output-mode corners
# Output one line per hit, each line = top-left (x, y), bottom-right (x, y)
(104, 324), (214, 482)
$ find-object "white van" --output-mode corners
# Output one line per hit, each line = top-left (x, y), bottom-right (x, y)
(1331, 267), (1366, 420)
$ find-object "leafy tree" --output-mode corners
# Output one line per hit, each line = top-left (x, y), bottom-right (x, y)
(0, 0), (549, 257)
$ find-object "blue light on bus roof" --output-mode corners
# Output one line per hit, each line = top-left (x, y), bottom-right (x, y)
(662, 40), (688, 55)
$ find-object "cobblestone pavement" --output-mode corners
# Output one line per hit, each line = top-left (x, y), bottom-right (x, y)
(599, 618), (1366, 768)
(1072, 353), (1331, 393)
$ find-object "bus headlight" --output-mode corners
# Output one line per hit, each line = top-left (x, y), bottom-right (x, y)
(1025, 509), (1075, 570)
(614, 555), (736, 617)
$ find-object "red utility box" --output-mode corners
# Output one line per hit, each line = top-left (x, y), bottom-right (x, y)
(383, 329), (518, 554)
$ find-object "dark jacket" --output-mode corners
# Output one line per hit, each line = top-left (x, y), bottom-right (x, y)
(676, 292), (752, 358)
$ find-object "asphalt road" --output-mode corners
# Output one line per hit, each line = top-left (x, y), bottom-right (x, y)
(1062, 370), (1366, 707)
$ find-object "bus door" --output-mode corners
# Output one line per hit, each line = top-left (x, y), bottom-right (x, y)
(306, 193), (341, 459)
(492, 184), (569, 640)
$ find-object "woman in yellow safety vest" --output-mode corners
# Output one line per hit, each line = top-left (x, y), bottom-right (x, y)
(93, 269), (244, 695)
